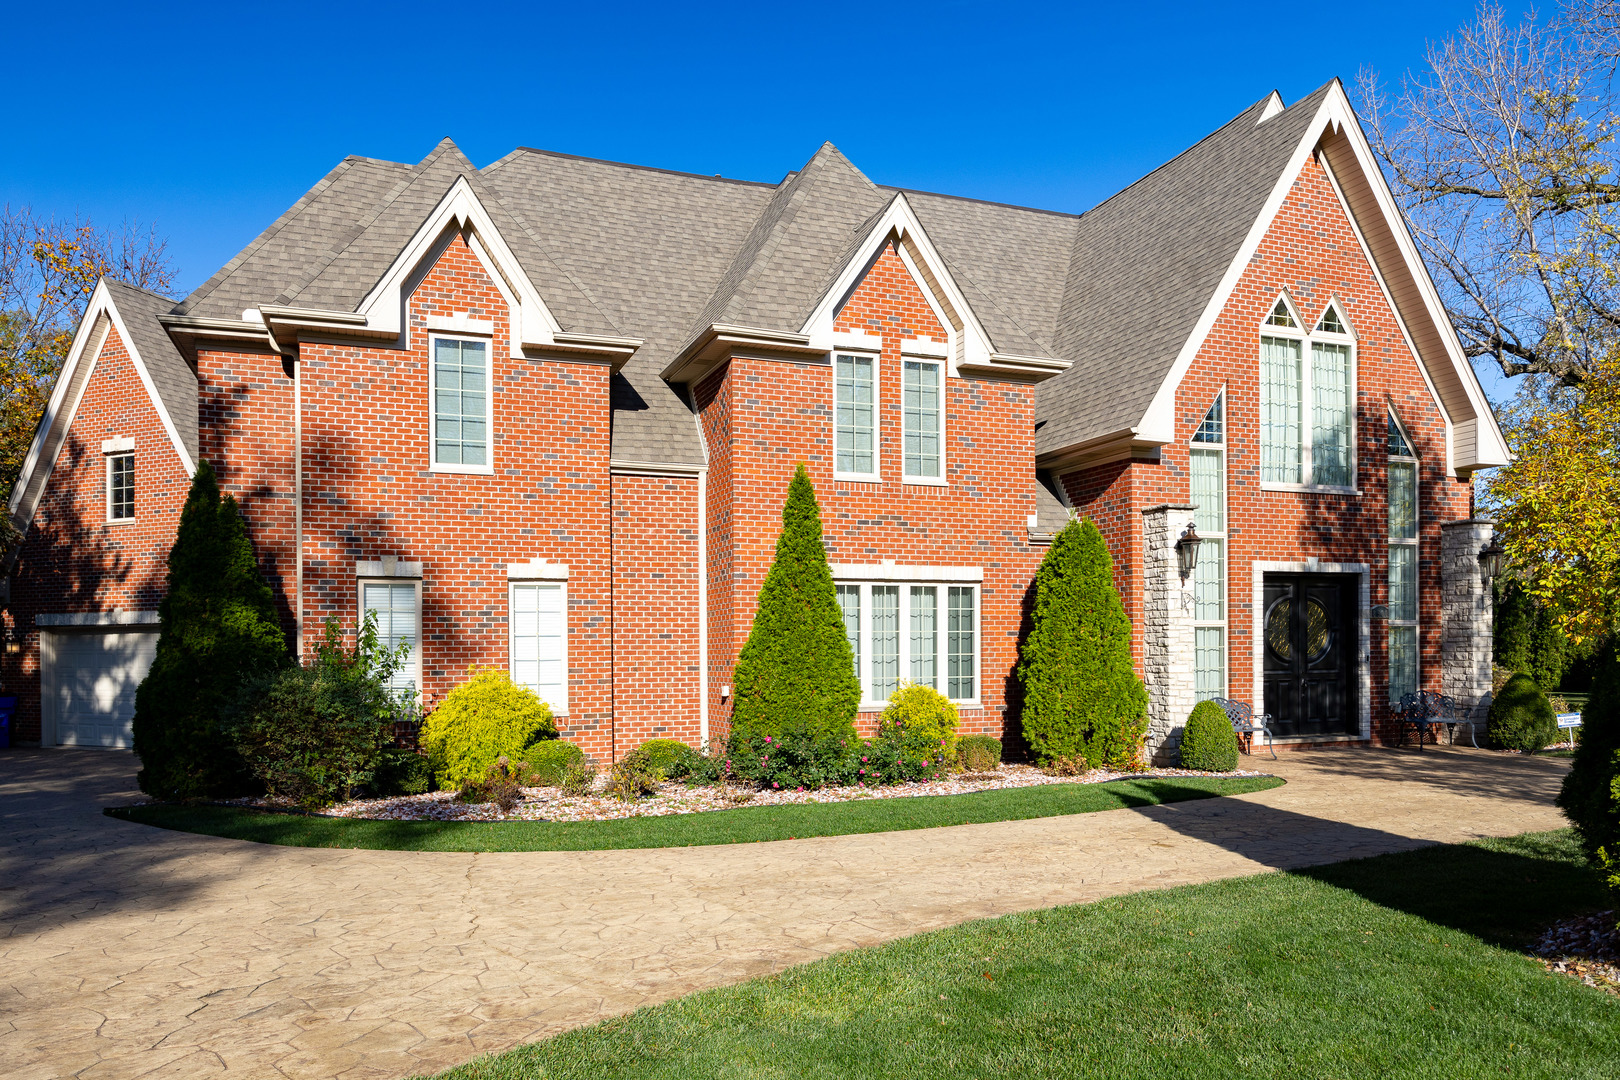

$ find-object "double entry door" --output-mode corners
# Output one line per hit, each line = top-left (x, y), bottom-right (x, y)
(1262, 574), (1358, 739)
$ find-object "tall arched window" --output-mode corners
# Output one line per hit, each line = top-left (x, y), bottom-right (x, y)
(1191, 393), (1227, 700)
(1259, 297), (1356, 489)
(1387, 410), (1419, 701)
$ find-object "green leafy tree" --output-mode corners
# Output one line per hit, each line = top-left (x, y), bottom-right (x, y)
(729, 463), (860, 747)
(1018, 517), (1148, 767)
(1495, 579), (1577, 692)
(132, 460), (288, 798)
(1557, 641), (1620, 924)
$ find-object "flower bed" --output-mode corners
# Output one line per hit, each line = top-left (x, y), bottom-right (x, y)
(223, 763), (1272, 823)
(1531, 910), (1620, 995)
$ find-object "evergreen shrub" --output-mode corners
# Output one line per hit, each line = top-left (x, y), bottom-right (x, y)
(525, 739), (584, 786)
(1179, 700), (1239, 772)
(421, 670), (557, 790)
(1489, 672), (1559, 753)
(1495, 580), (1576, 693)
(728, 463), (859, 751)
(957, 734), (1003, 772)
(878, 684), (960, 764)
(372, 749), (433, 796)
(727, 730), (857, 790)
(133, 460), (289, 799)
(223, 612), (412, 808)
(623, 738), (700, 779)
(1017, 518), (1149, 768)
(1557, 643), (1620, 921)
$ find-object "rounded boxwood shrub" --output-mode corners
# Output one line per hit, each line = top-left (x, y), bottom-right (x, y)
(1179, 700), (1239, 772)
(421, 670), (557, 790)
(878, 683), (960, 765)
(1489, 672), (1559, 753)
(957, 734), (1003, 772)
(524, 739), (584, 786)
(1557, 642), (1620, 920)
(624, 738), (700, 779)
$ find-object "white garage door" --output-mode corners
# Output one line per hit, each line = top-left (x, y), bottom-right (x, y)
(48, 630), (158, 747)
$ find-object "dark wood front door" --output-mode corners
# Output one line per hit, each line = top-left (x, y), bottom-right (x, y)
(1263, 574), (1357, 738)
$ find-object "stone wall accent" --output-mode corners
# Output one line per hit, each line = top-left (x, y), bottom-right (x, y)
(1141, 504), (1198, 764)
(1440, 519), (1496, 728)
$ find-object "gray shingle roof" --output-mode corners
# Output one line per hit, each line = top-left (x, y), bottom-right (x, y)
(1035, 85), (1331, 456)
(103, 279), (197, 461)
(165, 85), (1335, 469)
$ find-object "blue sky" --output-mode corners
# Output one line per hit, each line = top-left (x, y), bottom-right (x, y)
(3, 1), (1527, 329)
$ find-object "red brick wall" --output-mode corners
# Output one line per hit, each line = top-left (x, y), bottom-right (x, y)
(611, 472), (701, 753)
(1063, 154), (1471, 743)
(3, 325), (192, 743)
(696, 240), (1048, 744)
(296, 234), (616, 759)
(197, 346), (297, 635)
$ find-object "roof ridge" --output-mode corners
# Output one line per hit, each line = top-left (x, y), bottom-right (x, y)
(103, 276), (182, 308)
(499, 144), (780, 187)
(279, 140), (469, 309)
(175, 158), (359, 316)
(885, 184), (1082, 221)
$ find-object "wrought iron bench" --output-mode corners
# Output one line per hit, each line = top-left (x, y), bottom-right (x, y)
(1211, 697), (1277, 759)
(1395, 690), (1476, 749)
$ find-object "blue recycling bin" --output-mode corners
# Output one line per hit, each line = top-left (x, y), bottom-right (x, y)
(0, 695), (15, 749)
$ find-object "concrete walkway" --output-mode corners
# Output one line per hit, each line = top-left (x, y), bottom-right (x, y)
(0, 746), (1569, 1080)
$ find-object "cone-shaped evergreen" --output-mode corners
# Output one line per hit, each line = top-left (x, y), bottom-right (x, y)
(133, 460), (288, 797)
(1017, 517), (1148, 767)
(729, 463), (860, 746)
(1557, 640), (1620, 873)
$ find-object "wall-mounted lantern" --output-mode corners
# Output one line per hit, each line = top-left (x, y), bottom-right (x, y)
(1479, 537), (1506, 583)
(1176, 521), (1202, 581)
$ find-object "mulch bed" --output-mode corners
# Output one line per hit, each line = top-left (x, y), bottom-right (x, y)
(1530, 911), (1620, 995)
(220, 763), (1272, 823)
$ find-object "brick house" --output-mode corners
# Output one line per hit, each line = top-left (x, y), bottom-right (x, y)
(0, 80), (1507, 762)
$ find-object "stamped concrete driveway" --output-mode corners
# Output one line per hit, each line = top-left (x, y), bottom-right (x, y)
(0, 746), (1570, 1080)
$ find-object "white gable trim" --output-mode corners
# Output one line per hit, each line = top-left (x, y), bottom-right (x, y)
(1140, 81), (1508, 473)
(800, 194), (989, 375)
(355, 177), (562, 358)
(8, 282), (194, 526)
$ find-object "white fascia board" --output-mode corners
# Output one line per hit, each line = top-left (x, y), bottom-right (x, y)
(799, 193), (993, 374)
(1137, 103), (1334, 444)
(8, 284), (110, 519)
(355, 177), (562, 358)
(1317, 82), (1509, 469)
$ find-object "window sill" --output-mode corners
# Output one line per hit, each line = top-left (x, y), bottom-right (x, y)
(902, 476), (948, 487)
(104, 517), (136, 526)
(429, 463), (495, 476)
(1259, 482), (1360, 496)
(834, 473), (882, 485)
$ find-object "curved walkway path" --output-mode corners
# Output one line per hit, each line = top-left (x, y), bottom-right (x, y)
(1, 746), (1569, 1080)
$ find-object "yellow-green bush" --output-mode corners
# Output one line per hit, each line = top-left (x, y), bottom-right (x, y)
(420, 670), (557, 790)
(525, 739), (584, 785)
(878, 683), (960, 764)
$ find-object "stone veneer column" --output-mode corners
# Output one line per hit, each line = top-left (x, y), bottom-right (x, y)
(1141, 505), (1198, 765)
(1440, 519), (1496, 730)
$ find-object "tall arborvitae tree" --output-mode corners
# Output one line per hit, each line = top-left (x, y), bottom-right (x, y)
(133, 460), (288, 797)
(729, 463), (859, 746)
(1017, 517), (1147, 767)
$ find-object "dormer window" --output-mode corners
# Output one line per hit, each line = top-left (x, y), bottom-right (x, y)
(1259, 296), (1355, 490)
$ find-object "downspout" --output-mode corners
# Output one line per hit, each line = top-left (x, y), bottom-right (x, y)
(293, 350), (303, 661)
(689, 385), (710, 750)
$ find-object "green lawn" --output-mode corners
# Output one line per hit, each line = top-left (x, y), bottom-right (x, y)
(425, 830), (1617, 1079)
(105, 775), (1280, 852)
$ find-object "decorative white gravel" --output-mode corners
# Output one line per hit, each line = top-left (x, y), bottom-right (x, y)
(231, 763), (1274, 823)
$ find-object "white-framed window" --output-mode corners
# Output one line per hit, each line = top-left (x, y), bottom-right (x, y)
(431, 334), (491, 471)
(1387, 410), (1420, 702)
(834, 352), (879, 479)
(105, 451), (135, 523)
(361, 579), (421, 697)
(1190, 393), (1227, 701)
(835, 579), (978, 707)
(902, 359), (943, 481)
(510, 581), (568, 715)
(1259, 297), (1356, 490)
